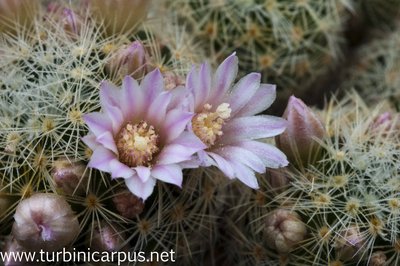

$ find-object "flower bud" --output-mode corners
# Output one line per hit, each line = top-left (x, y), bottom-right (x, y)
(88, 221), (126, 252)
(12, 193), (80, 252)
(46, 4), (82, 38)
(275, 96), (325, 167)
(265, 209), (307, 253)
(265, 168), (290, 193)
(106, 41), (147, 79)
(370, 112), (400, 137)
(0, 0), (38, 33)
(335, 225), (366, 261)
(368, 251), (386, 266)
(88, 0), (151, 36)
(52, 157), (88, 195)
(112, 189), (144, 219)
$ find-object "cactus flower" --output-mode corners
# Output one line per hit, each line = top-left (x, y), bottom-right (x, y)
(186, 53), (288, 189)
(106, 41), (147, 80)
(82, 71), (206, 200)
(88, 221), (126, 252)
(51, 157), (88, 196)
(112, 188), (144, 219)
(265, 209), (307, 253)
(275, 95), (325, 166)
(12, 193), (79, 252)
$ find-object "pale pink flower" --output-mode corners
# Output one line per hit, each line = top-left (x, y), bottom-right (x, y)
(186, 53), (288, 188)
(82, 70), (206, 200)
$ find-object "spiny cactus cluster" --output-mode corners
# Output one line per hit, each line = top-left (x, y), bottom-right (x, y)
(342, 29), (400, 109)
(228, 94), (400, 265)
(161, 0), (351, 103)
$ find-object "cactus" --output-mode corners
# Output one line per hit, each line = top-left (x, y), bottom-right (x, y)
(266, 94), (400, 265)
(342, 29), (400, 109)
(161, 0), (352, 106)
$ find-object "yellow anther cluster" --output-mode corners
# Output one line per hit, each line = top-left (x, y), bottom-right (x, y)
(192, 103), (231, 147)
(116, 121), (159, 167)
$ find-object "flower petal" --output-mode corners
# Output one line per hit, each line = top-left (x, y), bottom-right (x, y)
(120, 76), (144, 118)
(83, 112), (112, 137)
(163, 109), (193, 142)
(229, 72), (261, 115)
(134, 166), (151, 182)
(109, 159), (135, 179)
(151, 164), (183, 187)
(88, 146), (116, 172)
(214, 146), (265, 173)
(169, 131), (207, 151)
(236, 84), (276, 117)
(157, 144), (195, 165)
(187, 62), (211, 109)
(125, 176), (156, 200)
(232, 163), (259, 189)
(81, 134), (98, 150)
(168, 85), (193, 111)
(96, 131), (118, 154)
(145, 91), (171, 126)
(236, 141), (289, 168)
(141, 68), (164, 102)
(221, 115), (287, 144)
(210, 52), (238, 104)
(208, 152), (235, 179)
(99, 80), (120, 109)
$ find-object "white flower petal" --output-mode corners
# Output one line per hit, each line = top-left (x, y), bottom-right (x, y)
(125, 176), (156, 200)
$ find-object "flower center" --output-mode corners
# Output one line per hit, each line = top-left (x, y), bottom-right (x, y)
(116, 121), (159, 167)
(192, 103), (231, 147)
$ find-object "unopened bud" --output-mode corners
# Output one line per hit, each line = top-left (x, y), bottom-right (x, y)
(88, 0), (151, 36)
(276, 96), (325, 167)
(370, 112), (400, 137)
(0, 0), (38, 33)
(335, 225), (365, 261)
(12, 193), (80, 252)
(88, 221), (126, 252)
(46, 4), (81, 38)
(112, 189), (144, 219)
(52, 157), (88, 195)
(106, 41), (147, 79)
(265, 209), (307, 253)
(265, 168), (290, 193)
(368, 251), (387, 266)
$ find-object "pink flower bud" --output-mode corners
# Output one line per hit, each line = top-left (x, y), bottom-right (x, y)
(88, 221), (126, 252)
(12, 193), (80, 252)
(368, 251), (387, 266)
(52, 157), (88, 195)
(265, 209), (307, 253)
(61, 8), (81, 36)
(0, 0), (38, 33)
(112, 189), (144, 219)
(275, 96), (325, 167)
(265, 168), (290, 193)
(370, 112), (400, 137)
(335, 225), (366, 261)
(45, 4), (81, 38)
(106, 41), (147, 79)
(88, 0), (151, 36)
